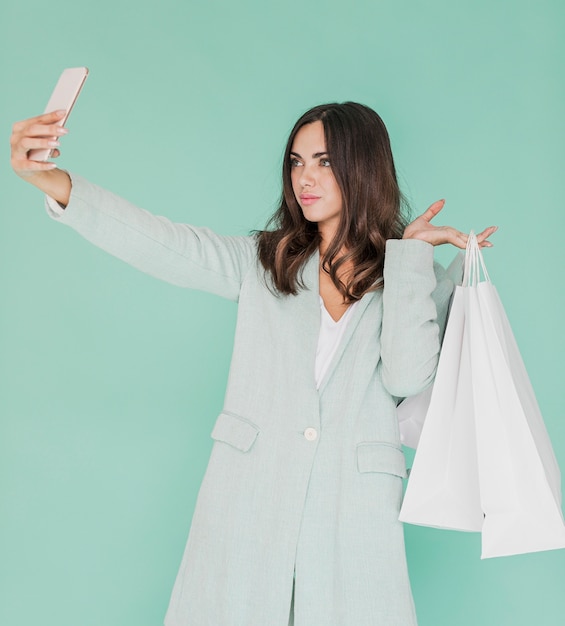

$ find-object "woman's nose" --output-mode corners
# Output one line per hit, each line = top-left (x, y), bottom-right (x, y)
(299, 165), (315, 188)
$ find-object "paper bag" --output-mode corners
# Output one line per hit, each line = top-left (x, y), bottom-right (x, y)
(399, 233), (565, 558)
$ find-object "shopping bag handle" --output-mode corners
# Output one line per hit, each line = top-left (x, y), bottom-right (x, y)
(462, 231), (491, 287)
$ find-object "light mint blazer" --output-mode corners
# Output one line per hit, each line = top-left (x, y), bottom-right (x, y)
(47, 174), (455, 626)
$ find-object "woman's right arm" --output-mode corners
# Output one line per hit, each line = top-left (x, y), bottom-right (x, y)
(10, 111), (256, 301)
(10, 110), (72, 206)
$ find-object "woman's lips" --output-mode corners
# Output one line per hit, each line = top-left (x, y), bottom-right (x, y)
(300, 194), (320, 206)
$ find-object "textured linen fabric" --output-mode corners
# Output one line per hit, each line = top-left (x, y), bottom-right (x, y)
(46, 173), (455, 626)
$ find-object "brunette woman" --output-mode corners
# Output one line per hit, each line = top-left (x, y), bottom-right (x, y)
(11, 102), (495, 626)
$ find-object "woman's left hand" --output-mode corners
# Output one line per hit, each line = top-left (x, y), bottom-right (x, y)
(403, 199), (497, 248)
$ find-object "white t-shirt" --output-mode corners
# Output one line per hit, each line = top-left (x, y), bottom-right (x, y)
(314, 297), (359, 389)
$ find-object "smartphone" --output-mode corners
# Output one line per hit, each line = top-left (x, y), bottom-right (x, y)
(28, 66), (89, 162)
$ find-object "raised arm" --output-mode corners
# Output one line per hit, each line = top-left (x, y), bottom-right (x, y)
(10, 111), (256, 301)
(380, 200), (496, 397)
(380, 240), (450, 397)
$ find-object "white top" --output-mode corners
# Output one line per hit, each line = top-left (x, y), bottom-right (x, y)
(315, 298), (359, 388)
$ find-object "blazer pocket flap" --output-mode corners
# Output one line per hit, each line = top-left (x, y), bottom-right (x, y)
(356, 442), (407, 477)
(211, 412), (260, 452)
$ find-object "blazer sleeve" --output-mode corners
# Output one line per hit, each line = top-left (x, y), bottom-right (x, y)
(45, 173), (257, 302)
(379, 238), (457, 398)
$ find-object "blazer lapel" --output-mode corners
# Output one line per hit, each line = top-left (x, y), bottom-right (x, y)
(288, 250), (321, 391)
(290, 251), (379, 396)
(317, 290), (377, 395)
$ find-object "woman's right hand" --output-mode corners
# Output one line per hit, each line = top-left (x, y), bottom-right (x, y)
(10, 110), (72, 206)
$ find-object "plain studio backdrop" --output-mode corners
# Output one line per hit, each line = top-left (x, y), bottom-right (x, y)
(1, 1), (564, 625)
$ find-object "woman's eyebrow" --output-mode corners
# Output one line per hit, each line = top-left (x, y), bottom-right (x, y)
(289, 151), (329, 158)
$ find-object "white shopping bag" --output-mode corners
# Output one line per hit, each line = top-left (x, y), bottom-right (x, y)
(396, 385), (432, 449)
(398, 284), (483, 532)
(399, 233), (565, 558)
(397, 253), (464, 448)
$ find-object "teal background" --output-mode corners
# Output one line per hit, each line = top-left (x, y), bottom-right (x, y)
(1, 0), (564, 624)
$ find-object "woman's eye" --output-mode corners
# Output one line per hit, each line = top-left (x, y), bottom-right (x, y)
(290, 158), (302, 167)
(320, 158), (331, 167)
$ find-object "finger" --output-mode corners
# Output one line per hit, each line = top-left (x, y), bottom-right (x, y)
(457, 230), (468, 245)
(11, 120), (68, 160)
(476, 225), (498, 243)
(452, 229), (468, 249)
(419, 199), (445, 223)
(16, 160), (58, 176)
(11, 141), (56, 166)
(19, 137), (60, 152)
(50, 149), (61, 158)
(19, 122), (69, 140)
(435, 227), (468, 249)
(12, 110), (66, 133)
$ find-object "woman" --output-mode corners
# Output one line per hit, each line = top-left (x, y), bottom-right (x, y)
(11, 102), (495, 626)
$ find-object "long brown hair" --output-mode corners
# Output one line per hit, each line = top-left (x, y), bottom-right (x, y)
(256, 102), (409, 300)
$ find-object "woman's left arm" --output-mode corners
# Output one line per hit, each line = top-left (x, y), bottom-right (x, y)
(379, 200), (496, 397)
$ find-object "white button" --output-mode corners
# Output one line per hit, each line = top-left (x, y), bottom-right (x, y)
(304, 427), (318, 441)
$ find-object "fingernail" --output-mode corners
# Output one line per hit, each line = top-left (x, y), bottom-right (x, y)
(56, 109), (67, 115)
(48, 140), (60, 147)
(56, 127), (69, 135)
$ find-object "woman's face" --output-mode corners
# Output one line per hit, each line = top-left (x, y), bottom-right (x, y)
(290, 120), (343, 239)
